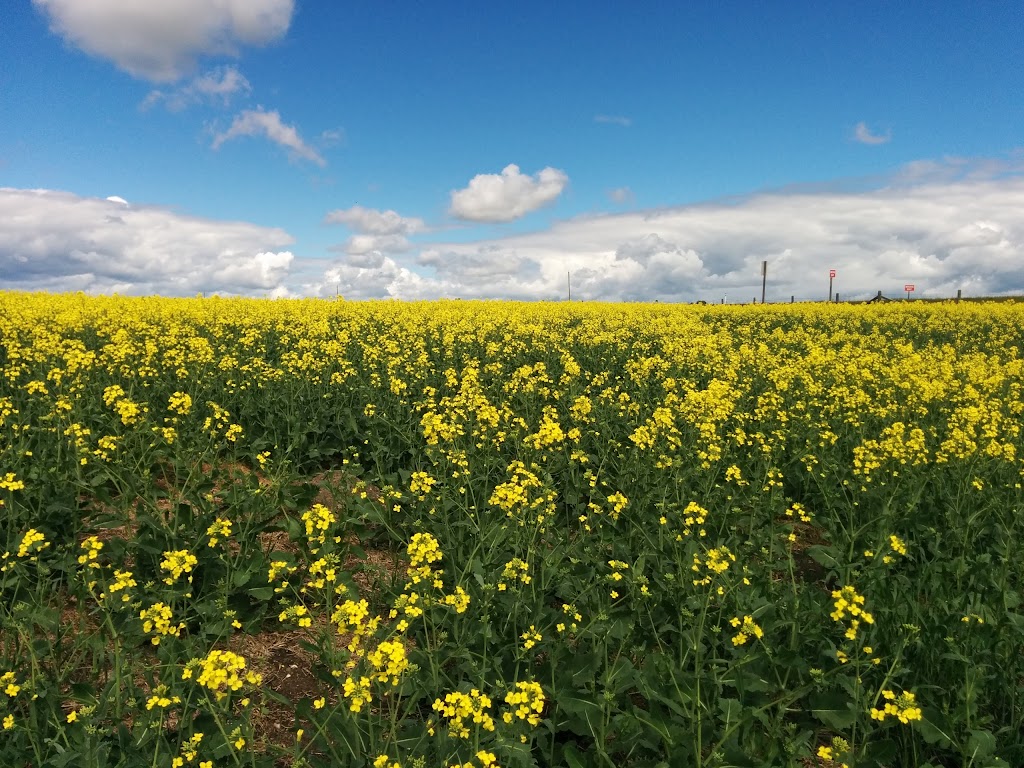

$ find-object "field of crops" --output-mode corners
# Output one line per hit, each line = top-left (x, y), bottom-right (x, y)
(1, 291), (1022, 768)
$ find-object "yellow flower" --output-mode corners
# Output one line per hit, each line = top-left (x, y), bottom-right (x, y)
(160, 550), (198, 585)
(187, 649), (261, 701)
(432, 689), (495, 738)
(503, 680), (545, 727)
(17, 528), (49, 559)
(520, 625), (542, 651)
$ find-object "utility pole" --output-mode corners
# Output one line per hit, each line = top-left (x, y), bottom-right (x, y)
(761, 260), (767, 304)
(567, 271), (571, 301)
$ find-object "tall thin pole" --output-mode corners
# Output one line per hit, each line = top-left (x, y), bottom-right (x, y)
(761, 260), (767, 304)
(567, 271), (571, 301)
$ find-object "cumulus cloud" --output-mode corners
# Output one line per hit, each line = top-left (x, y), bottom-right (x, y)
(0, 187), (294, 295)
(142, 66), (251, 110)
(302, 156), (1024, 302)
(854, 121), (891, 145)
(594, 114), (632, 127)
(212, 108), (325, 166)
(323, 205), (425, 263)
(33, 0), (294, 82)
(324, 205), (424, 235)
(449, 164), (569, 223)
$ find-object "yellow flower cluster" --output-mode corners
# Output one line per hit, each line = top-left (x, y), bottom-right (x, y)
(817, 736), (851, 767)
(675, 501), (709, 539)
(406, 531), (444, 586)
(184, 649), (261, 701)
(0, 472), (26, 492)
(332, 598), (381, 655)
(520, 625), (542, 651)
(343, 675), (373, 712)
(100, 568), (138, 603)
(17, 528), (49, 559)
(446, 753), (497, 768)
(145, 684), (182, 710)
(206, 517), (233, 547)
(80, 535), (109, 567)
(729, 615), (764, 646)
(870, 689), (923, 724)
(498, 557), (531, 591)
(556, 603), (582, 634)
(278, 603), (313, 628)
(174, 733), (204, 766)
(301, 503), (337, 553)
(524, 406), (565, 450)
(503, 681), (545, 727)
(488, 461), (556, 527)
(304, 553), (343, 593)
(161, 550), (198, 585)
(366, 640), (410, 685)
(606, 491), (629, 520)
(830, 585), (875, 641)
(167, 391), (193, 415)
(443, 585), (471, 613)
(852, 422), (929, 482)
(140, 602), (185, 645)
(409, 470), (438, 500)
(691, 546), (735, 586)
(2, 671), (21, 698)
(431, 689), (495, 738)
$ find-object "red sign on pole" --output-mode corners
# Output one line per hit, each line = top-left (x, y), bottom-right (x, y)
(904, 284), (915, 292)
(829, 269), (836, 278)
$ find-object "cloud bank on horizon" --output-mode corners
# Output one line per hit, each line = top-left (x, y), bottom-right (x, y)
(0, 188), (294, 296)
(5, 156), (1024, 302)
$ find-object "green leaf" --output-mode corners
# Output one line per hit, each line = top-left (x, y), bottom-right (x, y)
(918, 707), (955, 747)
(810, 691), (857, 729)
(806, 545), (840, 570)
(562, 743), (588, 768)
(864, 738), (897, 764)
(717, 697), (743, 728)
(966, 729), (997, 761)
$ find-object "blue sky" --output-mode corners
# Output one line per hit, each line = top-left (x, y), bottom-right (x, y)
(2, 1), (1023, 300)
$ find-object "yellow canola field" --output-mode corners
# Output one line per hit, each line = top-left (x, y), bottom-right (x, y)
(0, 291), (1022, 768)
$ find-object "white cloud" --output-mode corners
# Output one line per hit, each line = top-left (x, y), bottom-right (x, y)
(323, 205), (424, 235)
(323, 206), (424, 259)
(0, 187), (294, 295)
(607, 186), (634, 205)
(142, 66), (251, 110)
(33, 0), (294, 82)
(212, 108), (325, 166)
(595, 114), (632, 127)
(303, 156), (1024, 302)
(449, 164), (569, 223)
(341, 234), (412, 255)
(854, 121), (891, 145)
(11, 157), (1024, 304)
